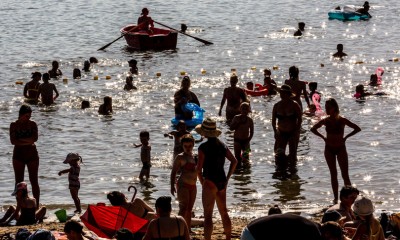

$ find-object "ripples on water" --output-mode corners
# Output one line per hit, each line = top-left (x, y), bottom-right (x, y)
(1, 0), (400, 217)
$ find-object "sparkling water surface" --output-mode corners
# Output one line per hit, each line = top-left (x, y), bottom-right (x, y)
(1, 0), (400, 218)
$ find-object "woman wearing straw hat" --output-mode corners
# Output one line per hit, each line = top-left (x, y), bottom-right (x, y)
(344, 196), (384, 240)
(195, 118), (238, 240)
(272, 84), (302, 173)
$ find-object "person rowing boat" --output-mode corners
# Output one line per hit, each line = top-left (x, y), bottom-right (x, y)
(137, 8), (154, 33)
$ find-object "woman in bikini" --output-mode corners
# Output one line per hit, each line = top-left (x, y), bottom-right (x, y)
(10, 105), (41, 207)
(170, 134), (197, 229)
(218, 75), (248, 125)
(23, 72), (41, 104)
(272, 85), (302, 171)
(196, 118), (238, 240)
(143, 196), (190, 240)
(107, 191), (156, 221)
(311, 98), (361, 204)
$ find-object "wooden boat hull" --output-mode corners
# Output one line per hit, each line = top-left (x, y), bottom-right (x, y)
(120, 25), (178, 50)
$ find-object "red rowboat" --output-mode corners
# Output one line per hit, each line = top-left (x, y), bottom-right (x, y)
(120, 24), (178, 50)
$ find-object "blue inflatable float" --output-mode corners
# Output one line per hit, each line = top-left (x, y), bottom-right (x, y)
(171, 103), (205, 128)
(328, 6), (370, 21)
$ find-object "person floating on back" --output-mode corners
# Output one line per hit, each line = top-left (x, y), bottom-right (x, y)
(294, 22), (305, 37)
(58, 153), (83, 214)
(134, 131), (151, 182)
(332, 44), (347, 59)
(38, 73), (59, 106)
(48, 60), (62, 78)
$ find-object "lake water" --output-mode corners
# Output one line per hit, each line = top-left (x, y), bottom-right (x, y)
(1, 0), (400, 218)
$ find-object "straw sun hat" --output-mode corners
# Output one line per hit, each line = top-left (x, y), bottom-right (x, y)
(195, 118), (222, 137)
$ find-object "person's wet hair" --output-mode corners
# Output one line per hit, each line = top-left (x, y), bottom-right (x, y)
(19, 105), (32, 117)
(73, 68), (81, 79)
(104, 96), (112, 105)
(81, 100), (90, 109)
(64, 220), (83, 234)
(107, 191), (127, 206)
(31, 72), (42, 79)
(268, 205), (282, 215)
(230, 75), (239, 83)
(83, 60), (90, 71)
(309, 82), (317, 91)
(140, 131), (150, 138)
(89, 57), (98, 64)
(42, 73), (50, 81)
(155, 196), (172, 212)
(355, 84), (364, 93)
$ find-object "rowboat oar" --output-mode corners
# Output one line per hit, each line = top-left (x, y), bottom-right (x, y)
(97, 22), (146, 51)
(154, 20), (213, 45)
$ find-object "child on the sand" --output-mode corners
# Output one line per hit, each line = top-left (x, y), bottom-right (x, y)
(134, 131), (151, 182)
(230, 102), (254, 167)
(58, 153), (83, 214)
(164, 120), (190, 159)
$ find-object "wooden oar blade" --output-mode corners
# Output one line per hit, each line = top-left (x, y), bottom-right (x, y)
(97, 35), (124, 51)
(192, 36), (213, 45)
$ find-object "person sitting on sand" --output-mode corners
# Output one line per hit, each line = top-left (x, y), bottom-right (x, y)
(48, 60), (62, 78)
(128, 59), (138, 75)
(0, 182), (46, 226)
(294, 22), (305, 37)
(107, 191), (156, 221)
(356, 1), (372, 18)
(230, 102), (254, 168)
(344, 196), (384, 240)
(170, 134), (198, 230)
(23, 72), (41, 104)
(263, 69), (277, 95)
(164, 120), (190, 159)
(137, 8), (154, 33)
(240, 213), (344, 240)
(332, 44), (348, 59)
(98, 96), (113, 115)
(327, 186), (360, 223)
(64, 219), (100, 240)
(218, 75), (248, 124)
(174, 76), (200, 120)
(143, 196), (190, 240)
(38, 73), (59, 106)
(124, 76), (137, 91)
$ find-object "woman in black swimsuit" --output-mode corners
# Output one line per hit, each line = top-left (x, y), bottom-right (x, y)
(143, 196), (190, 240)
(272, 85), (302, 172)
(195, 118), (238, 240)
(311, 98), (361, 204)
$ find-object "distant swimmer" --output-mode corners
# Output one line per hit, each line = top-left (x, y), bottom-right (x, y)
(98, 96), (113, 115)
(23, 72), (41, 104)
(332, 44), (347, 58)
(48, 60), (62, 78)
(137, 8), (154, 32)
(293, 22), (305, 37)
(38, 73), (59, 106)
(353, 84), (386, 99)
(124, 76), (137, 91)
(73, 68), (81, 79)
(356, 1), (372, 18)
(263, 68), (277, 95)
(128, 59), (138, 75)
(82, 60), (91, 72)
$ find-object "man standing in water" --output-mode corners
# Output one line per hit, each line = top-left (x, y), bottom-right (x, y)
(218, 75), (248, 125)
(38, 73), (59, 106)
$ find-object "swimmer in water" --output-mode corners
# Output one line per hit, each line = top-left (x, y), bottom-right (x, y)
(332, 44), (347, 59)
(356, 1), (372, 18)
(128, 59), (138, 75)
(48, 60), (62, 78)
(354, 84), (386, 99)
(263, 69), (277, 95)
(124, 76), (137, 91)
(23, 72), (41, 104)
(293, 22), (305, 37)
(73, 68), (81, 79)
(98, 96), (113, 115)
(38, 73), (59, 106)
(310, 98), (361, 204)
(134, 131), (151, 182)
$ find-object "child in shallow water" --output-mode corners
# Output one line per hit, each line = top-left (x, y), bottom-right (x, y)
(58, 153), (83, 214)
(164, 120), (190, 159)
(134, 131), (151, 182)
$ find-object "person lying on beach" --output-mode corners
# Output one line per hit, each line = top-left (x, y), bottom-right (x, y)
(107, 191), (156, 221)
(124, 76), (137, 91)
(48, 60), (62, 78)
(143, 196), (190, 240)
(0, 182), (46, 226)
(240, 213), (344, 240)
(38, 73), (59, 106)
(64, 219), (101, 240)
(164, 120), (190, 159)
(134, 131), (151, 182)
(230, 102), (254, 168)
(332, 44), (348, 59)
